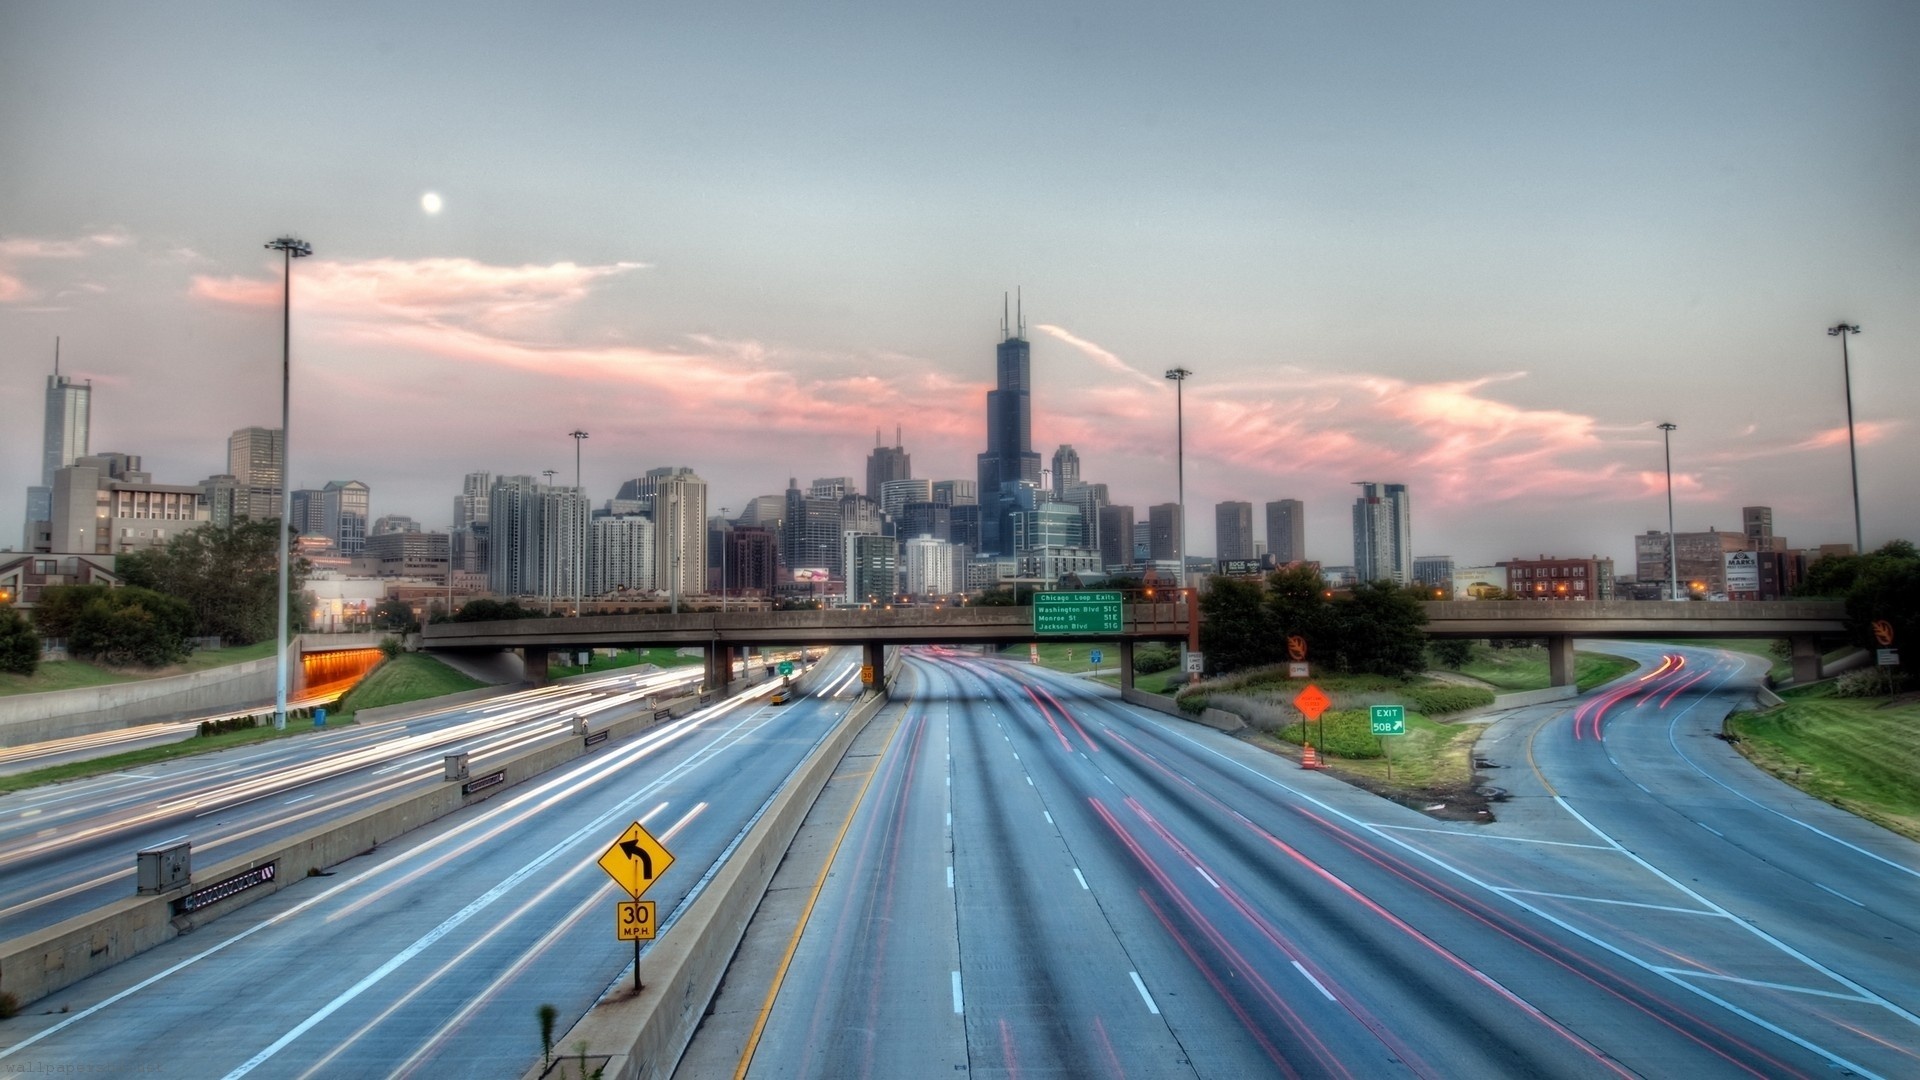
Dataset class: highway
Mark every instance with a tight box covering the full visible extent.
[0,650,869,1078]
[0,663,707,940]
[735,646,1920,1079]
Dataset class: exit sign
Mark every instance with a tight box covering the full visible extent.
[1369,705,1406,736]
[1032,592,1123,635]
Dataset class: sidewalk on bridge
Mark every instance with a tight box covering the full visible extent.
[672,684,912,1079]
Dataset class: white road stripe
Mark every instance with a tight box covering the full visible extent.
[1495,887,1722,916]
[1657,967,1874,1003]
[1292,961,1337,1002]
[1073,868,1088,890]
[1043,811,1053,825]
[1697,821,1724,838]
[951,970,964,1014]
[946,866,953,888]
[1814,882,1865,907]
[1195,866,1219,888]
[1128,971,1160,1014]
[1025,775,1033,786]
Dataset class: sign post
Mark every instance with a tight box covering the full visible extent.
[1370,705,1406,780]
[599,821,675,990]
[1293,684,1332,768]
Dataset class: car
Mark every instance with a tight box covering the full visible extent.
[770,690,789,705]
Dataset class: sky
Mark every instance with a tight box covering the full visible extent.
[3,1,1916,569]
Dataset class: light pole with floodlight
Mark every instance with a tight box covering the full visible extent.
[719,507,731,613]
[265,236,311,731]
[1658,422,1678,601]
[542,469,557,615]
[1827,324,1864,554]
[1164,367,1191,586]
[569,430,588,614]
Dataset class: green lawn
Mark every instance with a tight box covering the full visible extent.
[1453,645,1636,693]
[1727,687,1920,842]
[998,641,1118,673]
[0,719,326,795]
[0,639,281,698]
[548,647,705,679]
[331,653,487,720]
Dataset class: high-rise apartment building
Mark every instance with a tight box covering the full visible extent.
[227,427,285,521]
[976,296,1042,555]
[866,428,911,502]
[200,474,239,528]
[844,532,898,603]
[1148,503,1182,564]
[1265,499,1305,563]
[1098,505,1135,571]
[899,502,952,544]
[783,478,843,577]
[722,526,778,597]
[25,353,92,543]
[653,470,708,601]
[454,471,491,529]
[879,478,933,521]
[589,516,655,597]
[1064,482,1108,558]
[932,480,977,507]
[1351,482,1412,585]
[809,476,856,501]
[905,535,956,596]
[322,480,371,556]
[488,475,587,602]
[1215,501,1254,562]
[1051,445,1080,499]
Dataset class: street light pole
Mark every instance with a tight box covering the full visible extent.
[1827,324,1864,554]
[720,507,731,613]
[1658,422,1678,601]
[1163,367,1191,587]
[265,237,311,731]
[569,430,588,614]
[542,469,557,615]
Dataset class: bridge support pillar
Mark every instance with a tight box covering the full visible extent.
[863,640,887,698]
[707,645,734,693]
[522,647,550,686]
[1118,640,1136,693]
[1546,634,1576,687]
[1789,634,1822,684]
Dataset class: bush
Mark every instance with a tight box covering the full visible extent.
[1175,691,1209,715]
[198,714,263,737]
[379,636,404,659]
[1133,643,1178,674]
[1404,686,1495,714]
[1832,667,1907,698]
[0,605,37,676]
[1428,638,1475,670]
[47,585,195,667]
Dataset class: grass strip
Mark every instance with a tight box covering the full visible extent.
[547,646,705,679]
[0,720,330,795]
[1727,694,1920,843]
[331,652,487,721]
[0,639,282,698]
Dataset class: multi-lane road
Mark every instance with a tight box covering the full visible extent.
[732,644,1920,1079]
[3,641,1916,1078]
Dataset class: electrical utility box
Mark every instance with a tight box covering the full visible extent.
[444,752,470,781]
[137,841,192,894]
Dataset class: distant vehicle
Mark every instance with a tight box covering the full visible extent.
[770,690,790,705]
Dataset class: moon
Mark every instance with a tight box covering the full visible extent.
[421,191,444,215]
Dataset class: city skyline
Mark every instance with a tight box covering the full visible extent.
[3,3,1915,569]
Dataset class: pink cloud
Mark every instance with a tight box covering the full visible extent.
[0,230,133,304]
[0,272,22,302]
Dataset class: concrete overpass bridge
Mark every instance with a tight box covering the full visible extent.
[421,599,1849,691]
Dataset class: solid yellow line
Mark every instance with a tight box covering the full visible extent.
[733,707,908,1080]
[1525,711,1558,799]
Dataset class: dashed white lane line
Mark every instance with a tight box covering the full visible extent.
[951,970,964,1014]
[1025,776,1033,786]
[1073,868,1088,890]
[946,866,953,888]
[1292,961,1337,1002]
[1129,971,1160,1014]
[282,792,321,806]
[1815,882,1865,908]
[1697,821,1725,838]
[1101,773,1114,785]
[1194,866,1219,889]
[1043,811,1053,825]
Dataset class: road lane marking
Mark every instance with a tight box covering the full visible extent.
[1634,782,1651,794]
[1043,811,1053,825]
[1128,971,1160,1014]
[1655,968,1874,1003]
[947,866,953,888]
[1073,868,1088,890]
[1696,821,1724,838]
[1495,887,1722,916]
[1194,866,1219,888]
[734,702,909,1079]
[1291,961,1337,1002]
[1814,882,1865,907]
[1101,773,1113,784]
[951,970,964,1013]
[282,792,320,806]
[1369,824,1611,850]
[1025,775,1033,786]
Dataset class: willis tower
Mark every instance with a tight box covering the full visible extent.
[977,292,1041,556]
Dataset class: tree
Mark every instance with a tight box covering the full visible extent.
[1263,564,1332,651]
[372,597,418,632]
[1837,541,1920,678]
[118,521,308,644]
[1329,579,1430,677]
[0,604,37,676]
[453,598,537,622]
[1199,576,1274,674]
[1429,637,1475,670]
[54,586,195,667]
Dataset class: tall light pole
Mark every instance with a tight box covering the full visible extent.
[569,430,588,614]
[1827,324,1864,554]
[1658,422,1678,601]
[265,237,311,731]
[542,469,557,615]
[719,507,731,613]
[1164,367,1192,586]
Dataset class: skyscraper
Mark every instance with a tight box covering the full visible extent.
[1098,504,1135,571]
[1215,501,1254,562]
[228,427,285,521]
[289,489,326,536]
[931,480,977,507]
[1149,503,1182,564]
[25,348,92,543]
[1266,499,1305,563]
[1051,445,1080,499]
[653,470,708,601]
[1351,482,1413,585]
[866,427,911,502]
[976,294,1042,555]
[454,471,491,529]
[321,480,371,556]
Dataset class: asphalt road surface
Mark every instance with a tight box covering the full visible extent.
[736,646,1919,1079]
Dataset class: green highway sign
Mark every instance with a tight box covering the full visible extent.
[778,660,795,676]
[1032,591,1123,635]
[1369,704,1406,736]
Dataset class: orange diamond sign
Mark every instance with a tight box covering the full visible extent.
[1293,684,1332,721]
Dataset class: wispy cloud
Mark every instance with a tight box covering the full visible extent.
[0,230,133,304]
[1035,323,1162,387]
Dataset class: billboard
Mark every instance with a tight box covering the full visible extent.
[1723,550,1760,594]
[1450,565,1508,600]
[792,568,831,583]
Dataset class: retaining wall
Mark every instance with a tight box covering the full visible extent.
[0,655,279,748]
